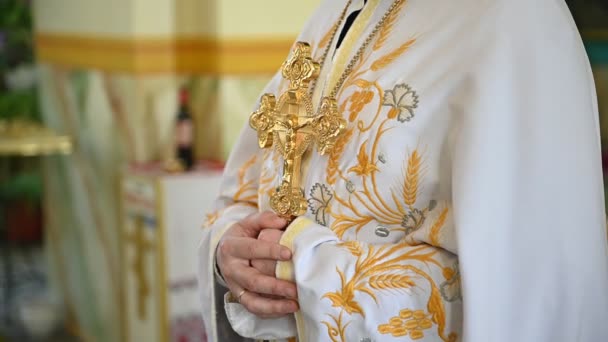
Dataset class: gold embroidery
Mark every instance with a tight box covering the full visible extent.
[429,207,448,246]
[318,22,339,50]
[333,130,434,238]
[285,2,461,339]
[232,154,259,203]
[323,244,440,314]
[348,141,379,177]
[332,214,375,239]
[203,210,220,228]
[403,149,422,207]
[336,241,363,257]
[372,0,408,51]
[320,0,414,133]
[323,242,457,341]
[370,39,416,71]
[348,90,375,122]
[326,127,353,185]
[378,309,435,340]
[321,310,350,342]
[369,274,416,290]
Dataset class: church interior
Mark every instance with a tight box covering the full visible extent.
[0,0,606,341]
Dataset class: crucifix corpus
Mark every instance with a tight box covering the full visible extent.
[249,42,346,221]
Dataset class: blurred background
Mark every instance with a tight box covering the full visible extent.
[0,0,606,341]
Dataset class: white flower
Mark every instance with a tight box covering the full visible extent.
[383,83,419,123]
[307,183,332,226]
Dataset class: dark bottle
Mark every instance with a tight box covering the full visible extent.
[175,88,194,170]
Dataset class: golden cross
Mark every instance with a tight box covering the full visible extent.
[250,42,346,220]
[125,215,155,320]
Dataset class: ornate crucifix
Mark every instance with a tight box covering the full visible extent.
[250,42,346,220]
[125,215,155,320]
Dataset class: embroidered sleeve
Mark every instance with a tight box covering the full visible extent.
[278,217,461,341]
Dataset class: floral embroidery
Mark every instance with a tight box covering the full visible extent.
[292,4,460,339]
[378,309,435,339]
[321,310,350,342]
[233,155,259,203]
[327,127,354,185]
[308,183,333,226]
[324,239,458,340]
[334,145,435,238]
[348,142,379,177]
[323,244,445,320]
[401,208,426,234]
[440,262,462,302]
[383,83,419,123]
[349,90,374,122]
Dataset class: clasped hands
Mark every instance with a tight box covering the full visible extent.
[216,211,299,318]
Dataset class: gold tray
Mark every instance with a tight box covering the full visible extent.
[0,120,72,157]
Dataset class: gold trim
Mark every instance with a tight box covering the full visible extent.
[155,179,170,342]
[35,34,294,75]
[277,216,315,342]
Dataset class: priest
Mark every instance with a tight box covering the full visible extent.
[199,0,608,341]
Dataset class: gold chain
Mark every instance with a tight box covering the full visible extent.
[308,0,353,97]
[306,0,405,101]
[329,0,404,99]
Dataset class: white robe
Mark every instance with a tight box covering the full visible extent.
[198,0,608,341]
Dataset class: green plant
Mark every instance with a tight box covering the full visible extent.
[0,0,42,204]
[0,0,39,122]
[0,170,41,202]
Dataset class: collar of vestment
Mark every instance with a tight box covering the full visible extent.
[312,0,382,111]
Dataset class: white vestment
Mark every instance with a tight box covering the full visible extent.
[198,0,608,341]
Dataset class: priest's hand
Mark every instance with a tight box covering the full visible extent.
[251,228,284,277]
[216,211,299,318]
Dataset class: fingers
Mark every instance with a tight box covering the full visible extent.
[239,211,287,236]
[230,266,297,299]
[219,236,291,261]
[258,228,283,244]
[217,212,299,319]
[251,259,277,277]
[239,290,299,318]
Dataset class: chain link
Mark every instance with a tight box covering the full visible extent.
[308,0,353,98]
[306,0,404,102]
